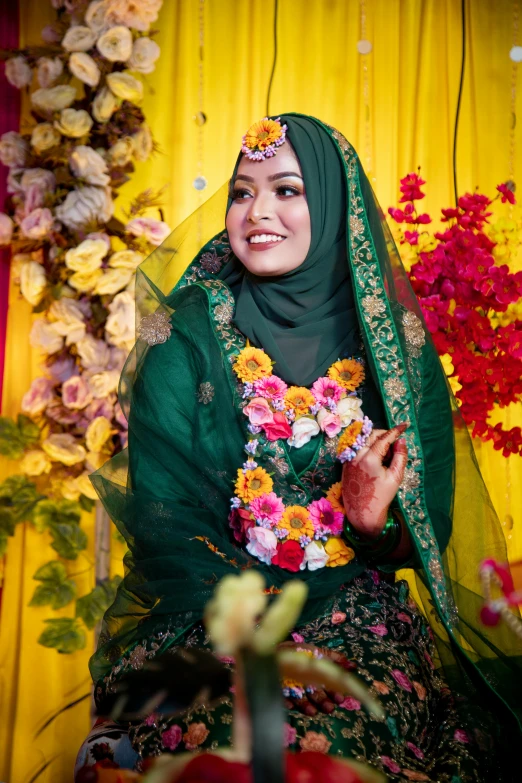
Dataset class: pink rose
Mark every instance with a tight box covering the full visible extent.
[161,724,182,750]
[391,669,413,692]
[245,526,278,565]
[243,396,274,426]
[20,207,54,239]
[454,729,470,743]
[331,611,346,625]
[62,374,93,410]
[381,756,401,774]
[262,411,293,441]
[396,612,412,623]
[299,731,331,753]
[125,217,171,246]
[340,696,361,711]
[21,377,54,415]
[283,723,297,747]
[368,624,388,636]
[317,409,342,437]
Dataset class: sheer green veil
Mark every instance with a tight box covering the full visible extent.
[90,115,521,737]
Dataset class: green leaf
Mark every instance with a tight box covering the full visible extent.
[76,575,122,629]
[49,522,88,560]
[38,618,86,654]
[29,560,77,610]
[17,414,41,446]
[79,494,95,513]
[0,474,39,505]
[33,498,82,532]
[0,508,15,536]
[0,417,25,459]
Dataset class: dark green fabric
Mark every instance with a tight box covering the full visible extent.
[221,115,359,387]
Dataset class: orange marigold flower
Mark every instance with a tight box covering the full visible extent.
[327,358,365,391]
[233,346,272,383]
[278,505,314,541]
[243,118,284,152]
[325,537,354,567]
[325,481,345,515]
[337,420,364,455]
[284,386,315,415]
[235,467,273,503]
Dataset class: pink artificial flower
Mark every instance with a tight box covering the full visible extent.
[161,724,182,750]
[391,669,413,692]
[48,356,78,383]
[228,508,255,544]
[317,410,342,438]
[61,374,93,410]
[308,498,344,536]
[367,624,388,637]
[331,611,346,625]
[84,397,115,422]
[454,729,470,743]
[291,632,304,643]
[114,401,128,429]
[249,492,285,525]
[403,230,419,245]
[246,526,278,565]
[283,723,297,747]
[144,712,158,726]
[311,376,344,405]
[125,217,171,246]
[406,741,424,760]
[340,697,361,711]
[262,411,293,441]
[254,375,288,401]
[21,377,55,416]
[20,207,54,240]
[497,183,516,205]
[399,172,426,202]
[380,756,401,774]
[45,401,81,425]
[396,612,412,624]
[243,396,274,426]
[23,184,45,216]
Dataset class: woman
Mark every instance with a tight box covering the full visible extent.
[77,115,521,780]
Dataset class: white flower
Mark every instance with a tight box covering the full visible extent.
[93,267,133,296]
[30,122,61,152]
[31,85,77,113]
[20,208,54,240]
[70,145,109,186]
[42,432,86,466]
[65,238,108,273]
[96,25,133,61]
[68,268,104,292]
[107,136,134,166]
[49,298,87,345]
[36,57,63,88]
[109,346,128,371]
[0,213,14,245]
[132,124,153,161]
[87,369,120,398]
[30,318,64,355]
[61,25,97,52]
[92,86,119,123]
[55,108,93,138]
[21,168,56,193]
[108,0,163,32]
[85,0,112,34]
[125,217,171,246]
[20,261,47,306]
[336,396,364,427]
[246,526,278,565]
[105,291,135,349]
[0,131,28,167]
[20,450,52,477]
[68,52,101,87]
[5,56,32,89]
[288,416,320,449]
[106,71,143,103]
[56,186,114,230]
[76,334,111,370]
[204,570,267,656]
[128,37,160,73]
[301,541,328,571]
[108,249,144,269]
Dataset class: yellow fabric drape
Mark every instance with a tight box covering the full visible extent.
[1,1,521,780]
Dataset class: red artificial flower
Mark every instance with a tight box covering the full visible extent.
[490,424,522,457]
[272,539,305,572]
[402,230,419,245]
[388,206,405,223]
[497,183,516,205]
[262,411,293,441]
[416,212,432,224]
[399,172,426,202]
[441,207,460,221]
[229,507,255,544]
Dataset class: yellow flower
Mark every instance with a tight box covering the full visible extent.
[449,376,463,401]
[20,449,52,477]
[328,359,365,391]
[235,467,273,503]
[337,421,364,455]
[325,481,345,515]
[85,416,112,453]
[243,119,284,152]
[233,346,272,382]
[325,537,354,567]
[279,505,314,541]
[284,387,315,415]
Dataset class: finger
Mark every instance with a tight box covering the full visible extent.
[327,690,346,705]
[369,422,409,461]
[291,696,317,717]
[327,650,357,671]
[389,437,408,484]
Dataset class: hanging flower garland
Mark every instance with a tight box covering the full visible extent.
[0,0,168,652]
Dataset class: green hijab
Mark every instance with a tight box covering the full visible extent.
[221,114,359,388]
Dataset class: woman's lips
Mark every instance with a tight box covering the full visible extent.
[246,237,286,252]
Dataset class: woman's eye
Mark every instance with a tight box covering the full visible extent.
[276,185,300,197]
[230,188,252,201]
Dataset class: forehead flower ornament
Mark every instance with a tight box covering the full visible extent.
[241,117,288,161]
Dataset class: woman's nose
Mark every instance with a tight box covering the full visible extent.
[246,193,272,223]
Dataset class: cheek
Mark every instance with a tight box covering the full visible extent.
[225,208,243,253]
[285,203,311,254]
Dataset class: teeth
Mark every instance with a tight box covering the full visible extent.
[248,234,284,244]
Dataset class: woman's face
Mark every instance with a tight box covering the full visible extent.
[226,144,311,276]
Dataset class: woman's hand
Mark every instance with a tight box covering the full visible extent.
[342,423,409,539]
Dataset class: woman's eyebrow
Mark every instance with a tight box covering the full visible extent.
[234,171,303,184]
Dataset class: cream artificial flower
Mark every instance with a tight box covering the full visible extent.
[336,396,364,427]
[76,334,110,370]
[5,56,32,89]
[69,145,110,186]
[65,238,108,273]
[60,477,81,502]
[36,57,63,88]
[0,213,14,246]
[31,85,77,113]
[288,416,320,449]
[106,71,143,103]
[42,433,86,466]
[108,249,144,269]
[75,471,98,500]
[20,167,56,193]
[31,122,61,152]
[105,291,135,349]
[86,415,112,452]
[128,37,160,74]
[55,186,113,230]
[85,0,112,34]
[20,261,47,307]
[68,52,101,88]
[61,25,96,52]
[20,450,52,477]
[85,450,105,471]
[54,108,93,138]
[87,370,120,398]
[48,298,87,345]
[96,25,133,62]
[68,268,104,293]
[93,268,133,296]
[0,131,28,167]
[108,0,162,31]
[132,124,153,161]
[30,318,64,355]
[108,136,134,166]
[92,86,119,123]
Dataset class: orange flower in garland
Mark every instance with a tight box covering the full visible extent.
[279,505,314,541]
[241,117,288,161]
[284,386,316,416]
[235,467,273,503]
[325,481,345,515]
[328,358,365,391]
[336,420,364,455]
[233,347,272,383]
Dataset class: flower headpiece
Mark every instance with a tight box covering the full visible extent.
[241,117,288,161]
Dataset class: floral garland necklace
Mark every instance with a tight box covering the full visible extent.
[228,344,373,572]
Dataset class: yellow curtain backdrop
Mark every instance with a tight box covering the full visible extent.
[1,1,521,780]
